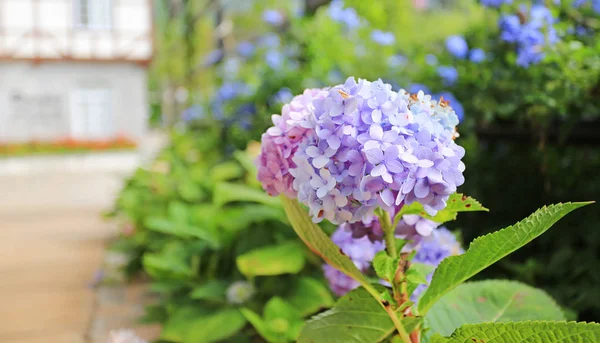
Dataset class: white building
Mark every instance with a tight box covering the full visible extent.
[0,0,152,144]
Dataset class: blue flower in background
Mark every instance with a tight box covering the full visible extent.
[499,5,558,67]
[181,105,204,122]
[445,35,469,59]
[437,66,458,86]
[407,84,431,94]
[371,30,396,46]
[237,41,255,58]
[216,82,248,102]
[328,0,361,29]
[388,54,407,68]
[265,50,284,69]
[259,34,280,48]
[480,0,513,7]
[272,87,294,104]
[436,92,464,122]
[425,54,438,65]
[574,0,600,13]
[469,48,486,63]
[262,9,284,26]
[202,49,223,67]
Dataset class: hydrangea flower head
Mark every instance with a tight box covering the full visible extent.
[469,48,486,63]
[257,88,328,198]
[445,35,469,59]
[290,77,465,224]
[371,30,396,46]
[395,214,440,249]
[262,9,285,26]
[328,0,361,29]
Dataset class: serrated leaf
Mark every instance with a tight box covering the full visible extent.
[425,280,566,338]
[298,286,421,343]
[441,321,600,343]
[394,193,488,226]
[280,196,372,290]
[236,241,306,277]
[418,202,592,315]
[214,182,281,207]
[287,277,335,317]
[184,308,247,343]
[373,251,398,282]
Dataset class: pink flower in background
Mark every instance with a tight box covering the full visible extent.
[413,0,428,10]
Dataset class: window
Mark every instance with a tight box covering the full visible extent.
[75,0,112,29]
[70,88,114,140]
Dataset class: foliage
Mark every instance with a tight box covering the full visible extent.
[106,120,335,342]
[0,136,136,157]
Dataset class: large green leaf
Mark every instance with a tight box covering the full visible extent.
[213,182,281,207]
[434,321,600,343]
[189,280,227,302]
[418,202,592,315]
[236,241,306,277]
[280,197,371,289]
[394,193,488,226]
[161,306,211,342]
[287,277,335,317]
[216,205,287,233]
[298,287,421,343]
[425,280,565,337]
[184,308,247,343]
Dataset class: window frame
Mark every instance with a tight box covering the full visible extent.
[73,0,113,30]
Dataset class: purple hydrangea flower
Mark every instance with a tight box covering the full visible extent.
[469,48,486,63]
[411,227,464,301]
[395,214,440,249]
[437,66,458,86]
[323,225,385,296]
[445,35,469,59]
[371,30,396,46]
[257,89,328,198]
[262,9,285,26]
[290,78,465,224]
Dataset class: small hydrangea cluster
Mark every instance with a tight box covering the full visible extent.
[411,227,464,300]
[323,217,463,299]
[257,88,328,198]
[323,226,385,296]
[499,4,558,67]
[290,78,464,224]
[226,281,255,304]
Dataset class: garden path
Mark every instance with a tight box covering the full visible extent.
[0,134,165,343]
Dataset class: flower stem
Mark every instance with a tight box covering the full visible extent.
[383,306,412,343]
[378,209,397,258]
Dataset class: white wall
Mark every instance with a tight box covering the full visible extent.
[0,61,148,143]
[0,0,152,61]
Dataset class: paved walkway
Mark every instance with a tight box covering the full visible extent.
[0,137,165,343]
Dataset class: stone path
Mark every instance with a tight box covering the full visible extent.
[0,138,165,343]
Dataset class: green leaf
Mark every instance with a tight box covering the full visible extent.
[298,286,420,343]
[264,297,304,341]
[287,277,335,317]
[236,241,306,277]
[373,251,398,282]
[394,193,488,226]
[439,321,600,343]
[210,161,244,183]
[216,205,287,233]
[189,280,227,301]
[418,202,592,315]
[214,182,281,207]
[280,197,372,290]
[161,306,210,342]
[425,280,565,338]
[184,308,247,343]
[406,263,435,295]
